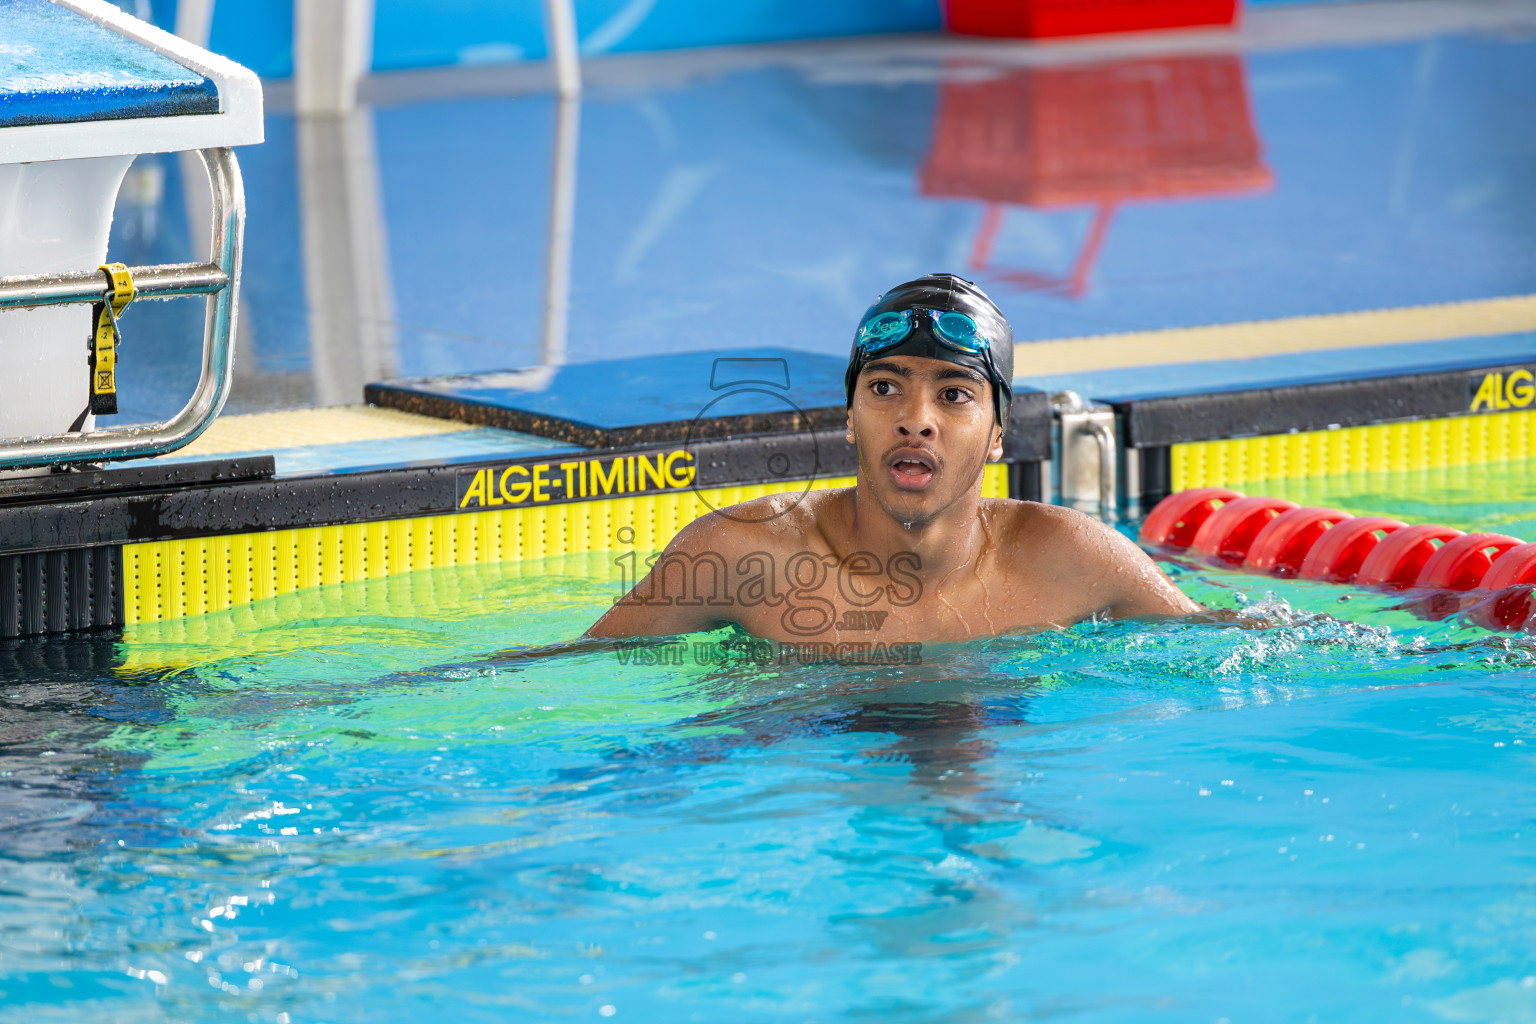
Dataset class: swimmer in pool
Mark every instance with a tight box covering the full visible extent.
[587,273,1199,643]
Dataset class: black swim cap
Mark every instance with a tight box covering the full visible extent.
[844,273,1014,427]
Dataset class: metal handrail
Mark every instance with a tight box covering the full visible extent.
[0,262,229,310]
[1089,419,1117,521]
[0,146,244,470]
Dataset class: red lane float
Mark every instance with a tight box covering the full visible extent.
[1478,541,1536,591]
[1141,488,1536,633]
[1416,533,1524,590]
[1243,507,1351,576]
[1355,524,1465,590]
[1297,516,1407,583]
[1408,532,1518,621]
[1466,542,1536,632]
[1188,496,1297,565]
[1138,487,1243,549]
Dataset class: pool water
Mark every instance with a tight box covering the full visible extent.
[6,469,1536,1022]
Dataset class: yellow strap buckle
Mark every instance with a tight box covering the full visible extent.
[90,262,134,415]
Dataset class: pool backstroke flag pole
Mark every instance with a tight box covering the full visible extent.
[89,262,135,417]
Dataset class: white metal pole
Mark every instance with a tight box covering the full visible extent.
[540,95,580,368]
[297,111,398,406]
[540,0,581,368]
[173,0,215,47]
[542,0,582,99]
[294,0,375,116]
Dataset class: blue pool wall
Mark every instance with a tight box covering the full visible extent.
[126,0,1323,82]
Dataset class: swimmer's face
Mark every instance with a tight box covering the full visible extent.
[848,355,1004,525]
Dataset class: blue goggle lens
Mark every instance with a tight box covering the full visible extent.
[857,310,912,350]
[931,310,984,353]
[856,308,988,355]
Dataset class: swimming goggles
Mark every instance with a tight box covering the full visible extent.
[855,308,990,356]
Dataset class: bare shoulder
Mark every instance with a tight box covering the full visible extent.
[987,498,1127,551]
[586,490,835,638]
[665,486,846,560]
[984,499,1199,619]
[986,499,1151,574]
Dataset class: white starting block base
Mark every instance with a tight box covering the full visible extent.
[0,155,133,438]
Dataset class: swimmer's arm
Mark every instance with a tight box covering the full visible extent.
[1083,529,1285,626]
[584,520,732,638]
[1103,561,1203,619]
[1050,510,1201,620]
[586,581,719,639]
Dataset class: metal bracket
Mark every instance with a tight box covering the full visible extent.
[0,147,243,470]
[1052,390,1119,519]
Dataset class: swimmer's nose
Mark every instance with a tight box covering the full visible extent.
[896,398,937,439]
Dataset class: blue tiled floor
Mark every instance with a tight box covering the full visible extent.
[102,18,1536,425]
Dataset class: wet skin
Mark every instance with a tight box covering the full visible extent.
[587,355,1198,643]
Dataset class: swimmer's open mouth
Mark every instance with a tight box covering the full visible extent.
[887,448,937,491]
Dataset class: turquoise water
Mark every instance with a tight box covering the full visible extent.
[6,469,1536,1021]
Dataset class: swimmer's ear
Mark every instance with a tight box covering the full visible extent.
[845,408,854,445]
[988,423,1004,462]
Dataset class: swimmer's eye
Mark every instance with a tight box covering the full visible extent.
[869,379,898,397]
[941,386,974,404]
